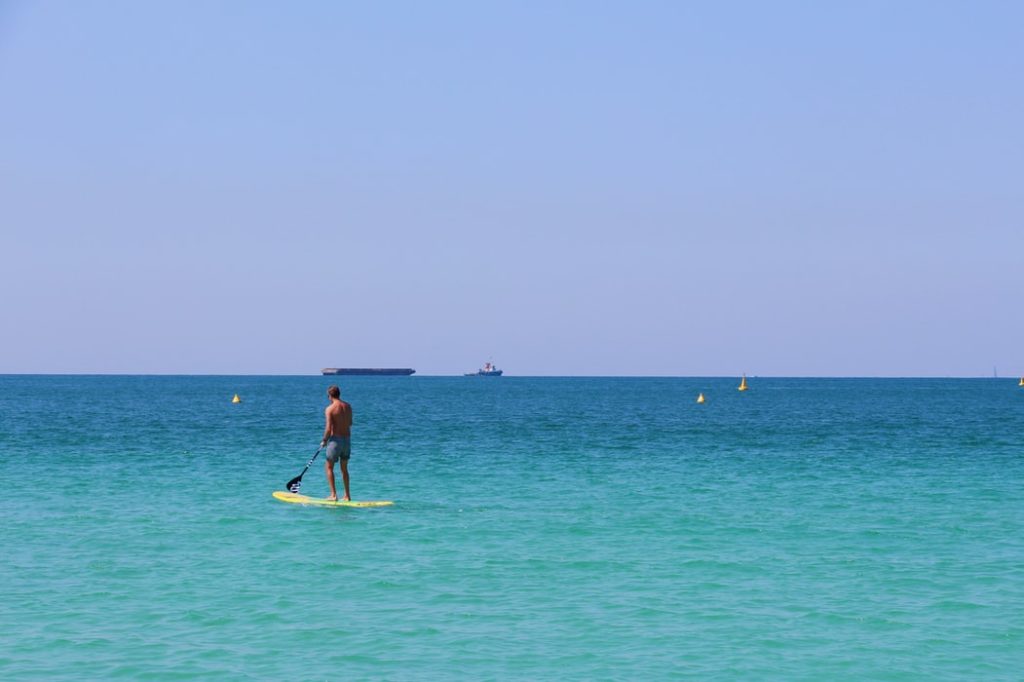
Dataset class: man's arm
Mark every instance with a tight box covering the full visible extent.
[321,407,332,446]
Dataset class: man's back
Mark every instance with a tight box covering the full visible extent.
[325,399,352,437]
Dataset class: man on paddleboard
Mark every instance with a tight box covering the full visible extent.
[320,385,353,501]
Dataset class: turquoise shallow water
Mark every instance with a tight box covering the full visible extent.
[1,376,1022,680]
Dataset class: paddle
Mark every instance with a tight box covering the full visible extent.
[285,445,323,493]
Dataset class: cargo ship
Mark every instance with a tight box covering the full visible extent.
[465,361,503,376]
[321,368,416,376]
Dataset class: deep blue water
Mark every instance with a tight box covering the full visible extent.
[1,376,1022,679]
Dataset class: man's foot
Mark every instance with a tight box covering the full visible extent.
[326,495,338,501]
[341,496,351,502]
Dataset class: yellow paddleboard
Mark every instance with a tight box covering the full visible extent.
[273,491,393,508]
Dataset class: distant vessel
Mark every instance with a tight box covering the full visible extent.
[321,368,415,376]
[1019,376,1024,387]
[465,361,503,377]
[738,375,749,391]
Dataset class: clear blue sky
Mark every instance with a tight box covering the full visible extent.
[1,1,1021,376]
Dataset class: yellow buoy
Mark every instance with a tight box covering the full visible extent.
[738,375,749,391]
[697,393,705,404]
[1019,377,1024,387]
[232,394,241,403]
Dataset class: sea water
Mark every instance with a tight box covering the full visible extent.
[1,376,1022,680]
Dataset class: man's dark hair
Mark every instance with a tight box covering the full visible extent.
[327,385,340,399]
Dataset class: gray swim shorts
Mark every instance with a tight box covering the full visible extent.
[325,436,351,463]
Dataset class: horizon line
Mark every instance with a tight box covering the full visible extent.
[1,372,1021,380]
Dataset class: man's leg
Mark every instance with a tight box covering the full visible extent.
[340,459,351,501]
[325,459,338,500]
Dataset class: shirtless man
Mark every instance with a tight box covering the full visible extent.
[320,385,353,501]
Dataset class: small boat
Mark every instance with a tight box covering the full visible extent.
[465,361,503,377]
[696,393,706,404]
[738,375,749,391]
[1019,377,1024,387]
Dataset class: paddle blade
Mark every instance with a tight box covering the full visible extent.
[285,447,321,494]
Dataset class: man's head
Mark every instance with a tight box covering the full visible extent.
[327,385,340,399]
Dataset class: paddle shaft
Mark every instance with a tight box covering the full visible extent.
[299,445,323,475]
[286,446,323,492]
